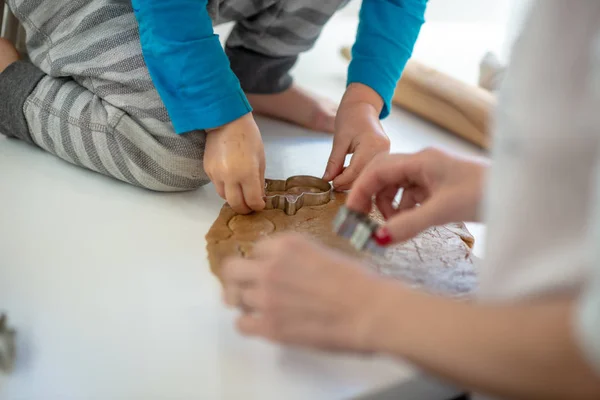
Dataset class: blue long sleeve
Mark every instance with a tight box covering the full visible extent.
[348,0,427,119]
[132,0,252,134]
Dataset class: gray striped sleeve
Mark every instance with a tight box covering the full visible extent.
[0,61,45,143]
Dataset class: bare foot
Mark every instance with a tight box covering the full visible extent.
[246,85,338,133]
[0,39,19,73]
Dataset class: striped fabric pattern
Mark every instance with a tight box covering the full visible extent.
[5,0,346,191]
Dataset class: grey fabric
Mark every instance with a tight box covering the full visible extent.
[1,0,347,191]
[6,0,209,191]
[221,0,350,94]
[226,46,296,94]
[0,61,44,144]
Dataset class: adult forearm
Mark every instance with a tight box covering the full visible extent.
[368,286,600,399]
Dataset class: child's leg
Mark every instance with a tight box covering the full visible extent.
[0,39,20,75]
[217,0,350,133]
[1,0,208,192]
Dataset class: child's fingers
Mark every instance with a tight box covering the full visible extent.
[214,181,226,199]
[323,137,350,182]
[332,148,371,189]
[242,175,266,212]
[259,159,266,197]
[333,183,352,192]
[226,183,252,214]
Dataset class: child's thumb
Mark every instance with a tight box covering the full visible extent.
[323,141,348,182]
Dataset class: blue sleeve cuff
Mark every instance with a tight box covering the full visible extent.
[133,0,251,134]
[141,35,252,134]
[348,0,426,119]
[169,88,252,134]
[348,57,404,119]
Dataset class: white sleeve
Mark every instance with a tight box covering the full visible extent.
[576,155,600,375]
[578,270,600,375]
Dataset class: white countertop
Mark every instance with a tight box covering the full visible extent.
[0,8,499,400]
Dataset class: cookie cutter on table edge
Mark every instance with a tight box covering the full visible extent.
[263,175,332,215]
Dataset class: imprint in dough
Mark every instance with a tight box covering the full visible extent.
[228,215,275,241]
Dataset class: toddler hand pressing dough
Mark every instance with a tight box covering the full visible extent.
[324,83,391,190]
[204,113,266,214]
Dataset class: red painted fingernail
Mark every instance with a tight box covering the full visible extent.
[373,228,393,246]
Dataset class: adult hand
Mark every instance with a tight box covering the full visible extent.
[348,148,488,245]
[204,113,266,214]
[323,83,390,191]
[222,233,393,352]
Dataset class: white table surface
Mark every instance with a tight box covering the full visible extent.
[0,9,500,400]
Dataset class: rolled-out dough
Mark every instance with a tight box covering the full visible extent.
[206,192,477,297]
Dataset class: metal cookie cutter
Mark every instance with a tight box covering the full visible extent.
[333,206,385,256]
[0,313,16,373]
[264,176,332,215]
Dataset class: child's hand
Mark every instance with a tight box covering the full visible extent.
[204,113,266,214]
[323,84,390,191]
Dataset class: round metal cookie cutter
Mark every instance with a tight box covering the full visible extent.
[263,176,332,215]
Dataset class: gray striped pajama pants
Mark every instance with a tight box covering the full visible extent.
[0,0,348,191]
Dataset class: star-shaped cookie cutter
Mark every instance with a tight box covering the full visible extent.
[264,176,332,215]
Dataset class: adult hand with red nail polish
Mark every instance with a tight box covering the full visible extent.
[222,233,394,353]
[347,148,489,244]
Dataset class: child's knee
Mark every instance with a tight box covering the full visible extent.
[114,116,209,192]
[135,167,210,192]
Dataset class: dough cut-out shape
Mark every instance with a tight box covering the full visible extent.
[263,176,332,215]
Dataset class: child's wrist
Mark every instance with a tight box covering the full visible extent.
[342,83,384,115]
[205,112,254,133]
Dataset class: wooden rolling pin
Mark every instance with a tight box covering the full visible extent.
[341,48,496,149]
